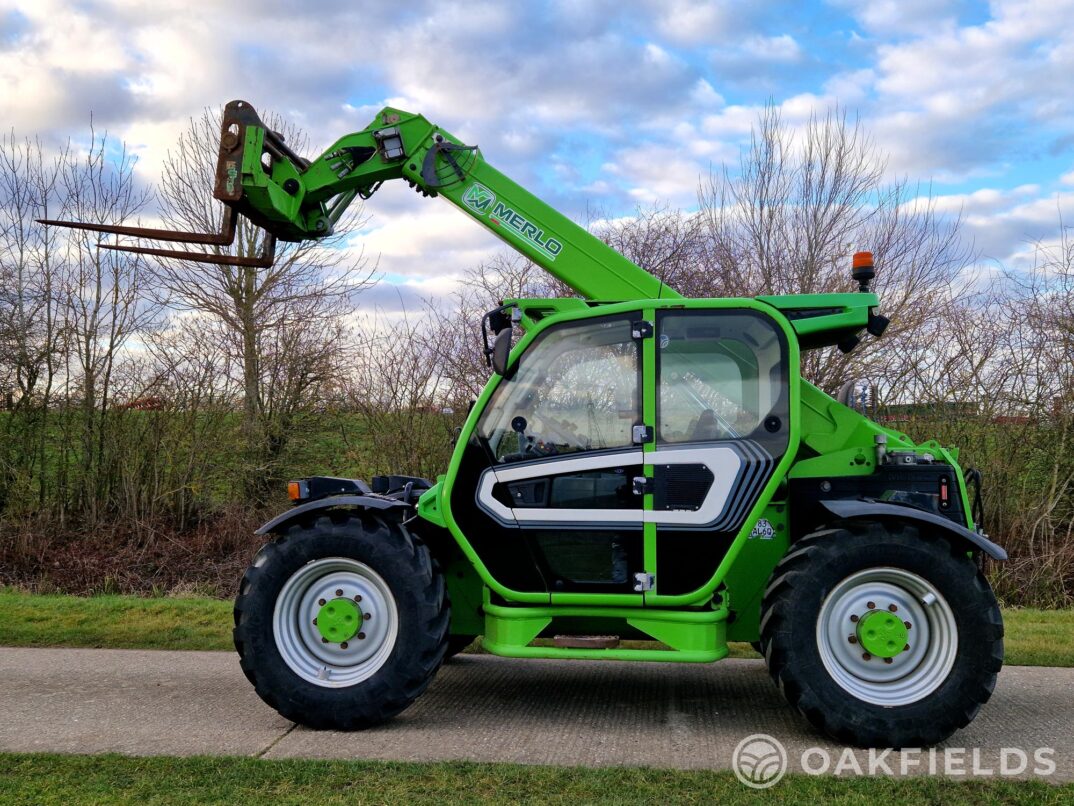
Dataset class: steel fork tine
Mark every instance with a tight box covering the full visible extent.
[36,208,239,246]
[97,235,276,268]
[37,208,277,268]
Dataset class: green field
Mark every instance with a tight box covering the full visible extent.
[0,753,1068,805]
[1,589,1072,666]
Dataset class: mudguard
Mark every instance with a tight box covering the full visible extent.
[255,495,410,535]
[820,498,1007,561]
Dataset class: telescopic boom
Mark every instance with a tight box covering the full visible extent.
[44,100,680,302]
[41,99,887,351]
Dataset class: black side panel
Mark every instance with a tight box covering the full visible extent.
[501,465,640,510]
[656,531,735,595]
[653,464,713,511]
[789,463,966,539]
[529,529,643,594]
[449,439,548,593]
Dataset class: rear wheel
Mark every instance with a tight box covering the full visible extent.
[760,521,1003,747]
[233,512,449,729]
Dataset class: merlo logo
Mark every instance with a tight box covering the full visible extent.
[463,183,496,214]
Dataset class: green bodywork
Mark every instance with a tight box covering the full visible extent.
[227,101,974,662]
[315,598,361,644]
[857,610,910,658]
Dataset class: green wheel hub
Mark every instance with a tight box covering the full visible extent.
[857,610,909,658]
[315,597,361,644]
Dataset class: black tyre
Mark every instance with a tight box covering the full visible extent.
[233,511,450,729]
[760,520,1003,747]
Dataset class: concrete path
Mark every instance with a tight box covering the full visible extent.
[1,647,1071,782]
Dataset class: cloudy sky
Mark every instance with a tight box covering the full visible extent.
[2,0,1073,308]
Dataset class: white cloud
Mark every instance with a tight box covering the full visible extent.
[2,0,1073,300]
[901,184,1074,265]
[828,0,965,36]
[650,0,737,46]
[601,144,707,206]
[357,274,464,316]
[862,0,1074,176]
[689,78,725,109]
[345,184,502,282]
[822,69,875,106]
[740,34,802,62]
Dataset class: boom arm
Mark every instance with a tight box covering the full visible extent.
[217,100,679,302]
[40,100,888,352]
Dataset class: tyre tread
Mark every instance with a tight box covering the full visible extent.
[759,520,1003,747]
[233,512,449,729]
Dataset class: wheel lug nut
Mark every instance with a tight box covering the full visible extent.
[340,641,349,650]
[358,632,366,640]
[888,604,898,612]
[354,595,362,602]
[321,637,328,644]
[850,614,859,623]
[848,635,857,644]
[364,612,372,620]
[862,652,871,661]
[312,618,318,625]
[318,598,326,606]
[336,589,343,597]
[884,657,893,664]
[867,601,876,610]
[904,644,910,651]
[904,621,912,629]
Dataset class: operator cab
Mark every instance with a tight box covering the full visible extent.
[448,300,794,604]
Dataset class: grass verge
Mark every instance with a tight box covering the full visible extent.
[0,753,1069,805]
[1,589,1072,666]
[0,588,232,651]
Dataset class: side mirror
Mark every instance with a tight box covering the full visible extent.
[836,378,874,413]
[492,328,512,376]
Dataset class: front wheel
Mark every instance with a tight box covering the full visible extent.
[233,512,450,729]
[760,521,1003,747]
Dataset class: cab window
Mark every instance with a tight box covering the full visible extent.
[477,316,639,463]
[657,311,787,444]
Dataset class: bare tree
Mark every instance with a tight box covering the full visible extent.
[699,105,973,393]
[149,109,374,496]
[0,134,65,511]
[595,203,707,293]
[982,227,1074,602]
[115,314,244,529]
[340,308,462,479]
[53,129,158,519]
[0,134,64,411]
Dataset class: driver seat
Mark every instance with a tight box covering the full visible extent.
[691,409,720,441]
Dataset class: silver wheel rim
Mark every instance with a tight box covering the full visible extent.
[816,567,958,706]
[273,557,398,688]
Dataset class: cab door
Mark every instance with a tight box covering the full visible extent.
[453,311,651,601]
[643,307,792,604]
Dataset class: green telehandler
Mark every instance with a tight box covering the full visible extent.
[43,100,1005,748]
